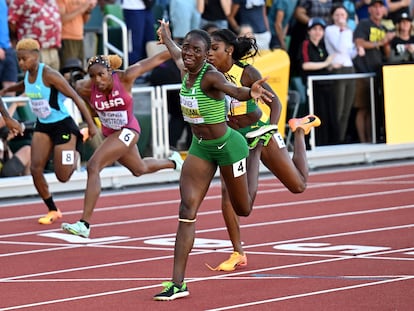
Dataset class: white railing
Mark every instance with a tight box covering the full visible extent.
[2,96,31,106]
[130,84,180,159]
[307,72,376,150]
[102,14,128,69]
[2,84,180,160]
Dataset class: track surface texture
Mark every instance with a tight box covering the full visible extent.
[1,161,413,310]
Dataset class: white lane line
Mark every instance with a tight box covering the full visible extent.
[0,188,413,240]
[205,276,414,311]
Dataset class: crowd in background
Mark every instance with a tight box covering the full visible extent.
[1,0,414,178]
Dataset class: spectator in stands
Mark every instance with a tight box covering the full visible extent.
[325,4,357,143]
[227,0,271,50]
[300,17,339,146]
[8,0,62,70]
[57,0,97,70]
[238,24,255,38]
[121,0,155,64]
[355,0,372,20]
[386,0,411,25]
[388,12,414,62]
[268,0,298,50]
[353,0,394,143]
[333,0,358,31]
[289,0,333,76]
[0,0,18,96]
[356,0,390,20]
[170,0,201,44]
[0,38,98,225]
[0,102,31,177]
[197,0,231,29]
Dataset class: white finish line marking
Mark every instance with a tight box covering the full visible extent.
[39,232,130,244]
[144,237,233,248]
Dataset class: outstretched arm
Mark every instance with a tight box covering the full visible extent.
[204,69,274,103]
[122,50,172,85]
[158,20,185,75]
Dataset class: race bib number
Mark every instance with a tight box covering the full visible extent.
[180,95,204,124]
[62,150,74,165]
[232,158,246,178]
[274,132,286,149]
[31,99,52,119]
[97,110,128,130]
[118,128,135,147]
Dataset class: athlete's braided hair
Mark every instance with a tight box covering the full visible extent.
[87,54,123,70]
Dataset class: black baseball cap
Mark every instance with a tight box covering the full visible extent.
[398,12,413,22]
[60,58,85,74]
[369,0,385,6]
[308,17,326,29]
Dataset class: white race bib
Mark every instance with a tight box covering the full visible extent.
[31,99,52,119]
[232,158,246,178]
[97,110,128,130]
[180,95,204,124]
[118,128,135,147]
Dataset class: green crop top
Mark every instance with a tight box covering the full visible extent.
[180,63,227,125]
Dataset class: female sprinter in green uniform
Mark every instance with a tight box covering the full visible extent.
[206,29,321,271]
[153,22,274,301]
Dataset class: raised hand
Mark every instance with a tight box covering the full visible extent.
[250,77,274,103]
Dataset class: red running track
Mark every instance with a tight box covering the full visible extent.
[0,161,413,310]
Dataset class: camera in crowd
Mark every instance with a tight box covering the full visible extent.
[68,70,86,88]
[60,58,86,89]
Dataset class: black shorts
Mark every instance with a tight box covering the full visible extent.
[0,156,25,177]
[35,117,82,152]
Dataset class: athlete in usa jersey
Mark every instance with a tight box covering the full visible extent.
[62,53,184,238]
[90,72,140,137]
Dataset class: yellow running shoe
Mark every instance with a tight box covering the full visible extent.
[38,209,62,225]
[205,252,247,271]
[288,114,321,135]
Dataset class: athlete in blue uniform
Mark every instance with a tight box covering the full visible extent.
[0,38,97,225]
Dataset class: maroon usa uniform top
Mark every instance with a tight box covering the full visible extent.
[90,72,141,137]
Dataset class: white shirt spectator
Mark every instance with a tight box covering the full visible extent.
[324,24,356,67]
